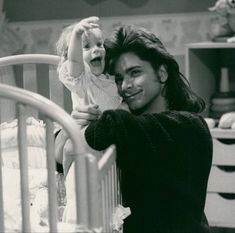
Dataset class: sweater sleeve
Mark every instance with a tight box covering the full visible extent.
[84,110,212,168]
[84,109,177,162]
[84,110,127,151]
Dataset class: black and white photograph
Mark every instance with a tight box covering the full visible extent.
[0,0,235,232]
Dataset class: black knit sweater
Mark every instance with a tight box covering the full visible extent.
[85,110,213,233]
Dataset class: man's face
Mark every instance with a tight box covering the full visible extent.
[114,52,164,113]
[82,28,105,76]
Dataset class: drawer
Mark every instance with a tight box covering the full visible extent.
[205,193,235,228]
[207,166,235,193]
[210,128,235,139]
[212,138,235,165]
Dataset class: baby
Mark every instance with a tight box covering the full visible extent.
[56,16,124,176]
[56,16,122,114]
[55,17,124,224]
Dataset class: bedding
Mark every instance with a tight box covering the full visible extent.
[0,110,121,232]
[2,167,70,232]
[0,117,67,232]
[0,117,46,169]
[2,167,67,232]
[3,167,47,231]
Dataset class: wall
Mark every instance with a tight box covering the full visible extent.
[3,0,215,22]
[5,12,215,72]
[0,1,217,121]
[0,0,3,12]
[1,0,218,70]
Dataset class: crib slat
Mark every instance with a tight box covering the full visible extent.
[23,64,37,92]
[74,155,89,227]
[0,121,5,232]
[109,171,113,232]
[45,117,58,232]
[17,104,31,233]
[97,145,122,233]
[101,180,106,231]
[23,64,38,118]
[86,154,102,231]
[98,145,116,180]
[0,66,16,123]
[49,65,64,109]
[113,163,118,206]
[105,175,109,231]
[111,165,115,210]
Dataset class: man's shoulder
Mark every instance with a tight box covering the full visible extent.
[154,110,205,124]
[145,110,209,135]
[102,110,207,128]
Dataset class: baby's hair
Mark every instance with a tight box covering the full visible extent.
[56,22,104,72]
[56,23,75,71]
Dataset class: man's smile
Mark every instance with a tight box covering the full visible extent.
[124,90,142,100]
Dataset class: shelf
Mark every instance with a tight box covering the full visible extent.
[187,42,235,49]
[210,128,235,138]
[186,42,235,228]
[185,43,235,118]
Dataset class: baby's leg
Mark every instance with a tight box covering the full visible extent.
[62,162,77,224]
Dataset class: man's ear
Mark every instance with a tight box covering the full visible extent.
[158,65,168,83]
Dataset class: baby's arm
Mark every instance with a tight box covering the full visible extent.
[55,129,69,165]
[68,16,99,78]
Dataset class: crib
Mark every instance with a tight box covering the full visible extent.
[0,54,123,233]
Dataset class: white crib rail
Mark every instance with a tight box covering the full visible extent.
[85,145,122,233]
[98,145,122,233]
[0,83,121,232]
[0,84,85,232]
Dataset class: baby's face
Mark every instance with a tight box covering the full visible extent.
[82,28,105,76]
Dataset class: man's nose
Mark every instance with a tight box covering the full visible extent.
[122,78,132,91]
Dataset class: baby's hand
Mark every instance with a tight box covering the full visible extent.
[71,104,101,126]
[73,16,100,35]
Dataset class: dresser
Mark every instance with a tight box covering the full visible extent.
[205,129,235,228]
[186,43,235,228]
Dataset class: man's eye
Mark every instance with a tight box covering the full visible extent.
[131,69,141,77]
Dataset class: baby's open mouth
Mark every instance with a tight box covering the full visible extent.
[90,57,102,67]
